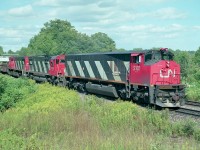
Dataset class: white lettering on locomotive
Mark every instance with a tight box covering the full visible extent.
[160,69,176,78]
[133,66,140,71]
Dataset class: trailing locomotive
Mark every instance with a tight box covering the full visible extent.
[0,56,9,73]
[0,48,185,107]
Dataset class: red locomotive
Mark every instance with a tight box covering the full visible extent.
[0,48,185,107]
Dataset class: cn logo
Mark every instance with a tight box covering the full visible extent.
[160,69,176,78]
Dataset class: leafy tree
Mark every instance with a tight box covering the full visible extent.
[74,33,95,53]
[116,48,126,52]
[17,47,30,56]
[91,32,116,52]
[194,47,200,66]
[0,46,3,55]
[7,50,15,54]
[26,19,117,55]
[173,50,190,78]
[28,19,78,55]
[133,48,143,51]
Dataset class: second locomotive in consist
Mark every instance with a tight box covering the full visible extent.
[0,48,185,107]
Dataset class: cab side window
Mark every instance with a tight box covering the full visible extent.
[133,56,141,64]
[56,59,59,64]
[50,61,54,67]
[145,53,152,62]
[60,59,65,63]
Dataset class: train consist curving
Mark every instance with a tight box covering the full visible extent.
[0,48,185,107]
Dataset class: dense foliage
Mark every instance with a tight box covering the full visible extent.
[0,46,3,55]
[17,19,116,56]
[0,77,199,149]
[171,47,200,101]
[0,75,36,111]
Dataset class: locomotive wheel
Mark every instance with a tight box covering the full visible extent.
[57,81,64,87]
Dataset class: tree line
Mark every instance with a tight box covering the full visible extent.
[18,19,118,56]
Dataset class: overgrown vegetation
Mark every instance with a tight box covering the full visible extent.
[0,75,36,111]
[173,49,200,101]
[0,74,199,149]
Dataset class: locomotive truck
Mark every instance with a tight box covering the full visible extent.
[0,48,185,107]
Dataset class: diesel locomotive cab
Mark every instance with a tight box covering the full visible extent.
[144,48,173,65]
[147,48,185,107]
[48,55,66,86]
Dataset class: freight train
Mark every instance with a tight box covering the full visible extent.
[0,48,185,107]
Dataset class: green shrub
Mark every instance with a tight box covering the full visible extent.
[0,129,41,150]
[172,119,199,139]
[186,82,200,101]
[0,74,36,111]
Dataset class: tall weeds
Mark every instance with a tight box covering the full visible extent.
[0,74,199,149]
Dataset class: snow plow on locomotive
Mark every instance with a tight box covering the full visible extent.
[0,48,185,107]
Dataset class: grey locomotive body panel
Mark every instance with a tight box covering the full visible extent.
[65,53,130,82]
[15,57,25,70]
[29,56,50,74]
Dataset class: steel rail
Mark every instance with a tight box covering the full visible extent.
[185,100,200,107]
[175,107,200,117]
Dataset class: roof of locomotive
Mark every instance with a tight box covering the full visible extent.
[51,54,65,60]
[67,49,154,56]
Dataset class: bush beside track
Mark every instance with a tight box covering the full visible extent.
[0,74,200,149]
[186,82,200,102]
[0,75,36,111]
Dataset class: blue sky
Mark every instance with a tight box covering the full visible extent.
[0,0,200,52]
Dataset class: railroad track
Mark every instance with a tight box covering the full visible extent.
[185,100,200,107]
[175,100,200,117]
[175,107,200,117]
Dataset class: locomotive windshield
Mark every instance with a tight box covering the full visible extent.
[161,50,173,61]
[145,50,173,64]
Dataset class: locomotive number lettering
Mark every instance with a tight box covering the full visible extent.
[133,66,140,71]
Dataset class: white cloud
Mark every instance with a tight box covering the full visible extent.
[34,0,97,7]
[112,24,184,34]
[193,26,200,30]
[0,28,20,38]
[162,33,179,38]
[0,27,36,51]
[34,0,61,7]
[149,24,184,33]
[0,0,197,51]
[8,5,33,17]
[126,7,187,20]
[0,27,34,37]
[153,7,186,19]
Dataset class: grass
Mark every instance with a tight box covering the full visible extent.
[0,74,200,149]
